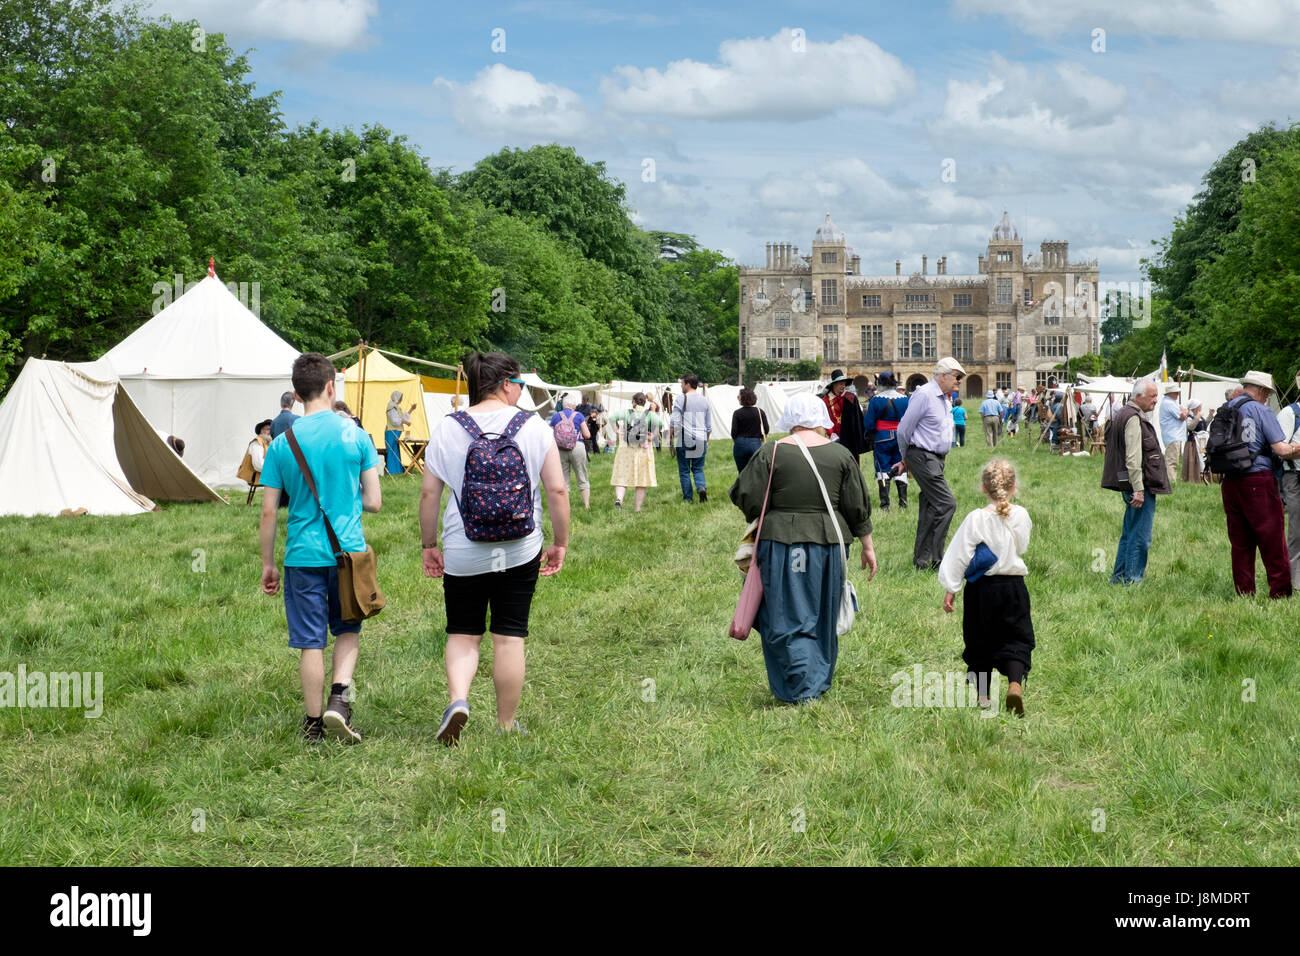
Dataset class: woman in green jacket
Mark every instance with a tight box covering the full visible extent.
[730,394,878,703]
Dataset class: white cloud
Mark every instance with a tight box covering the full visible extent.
[933,55,1224,169]
[508,1,673,27]
[953,0,1300,48]
[600,29,915,121]
[752,158,910,216]
[1218,51,1300,116]
[149,0,378,49]
[1147,183,1199,210]
[434,64,596,140]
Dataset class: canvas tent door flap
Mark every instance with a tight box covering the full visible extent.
[0,359,225,516]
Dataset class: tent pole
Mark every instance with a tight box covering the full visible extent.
[357,342,368,428]
[454,364,463,411]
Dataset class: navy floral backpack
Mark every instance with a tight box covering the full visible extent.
[450,410,534,541]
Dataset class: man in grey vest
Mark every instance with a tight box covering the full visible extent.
[1101,379,1168,585]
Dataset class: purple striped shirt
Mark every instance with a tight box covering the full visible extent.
[897,379,954,453]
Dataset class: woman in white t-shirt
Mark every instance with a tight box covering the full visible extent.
[419,352,570,746]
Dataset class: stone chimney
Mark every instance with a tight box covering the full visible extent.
[765,243,771,269]
[978,254,985,274]
[922,255,927,275]
[895,260,901,276]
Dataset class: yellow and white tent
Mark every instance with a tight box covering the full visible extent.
[342,349,431,451]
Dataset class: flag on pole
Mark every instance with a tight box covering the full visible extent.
[1159,349,1168,382]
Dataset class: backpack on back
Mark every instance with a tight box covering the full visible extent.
[553,410,579,450]
[1205,398,1255,476]
[450,411,535,541]
[625,410,650,447]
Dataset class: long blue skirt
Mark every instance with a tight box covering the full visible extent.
[384,429,402,475]
[754,540,843,703]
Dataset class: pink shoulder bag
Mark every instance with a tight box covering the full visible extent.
[729,443,778,640]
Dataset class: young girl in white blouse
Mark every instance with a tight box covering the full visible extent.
[938,459,1035,716]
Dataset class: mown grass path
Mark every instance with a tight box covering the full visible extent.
[2,433,1295,864]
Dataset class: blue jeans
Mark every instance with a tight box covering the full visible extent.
[677,446,707,500]
[1112,492,1157,584]
[733,437,761,473]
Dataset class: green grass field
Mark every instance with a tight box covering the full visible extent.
[2,431,1296,865]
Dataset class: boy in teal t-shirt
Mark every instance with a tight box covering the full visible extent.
[951,399,967,448]
[259,353,381,744]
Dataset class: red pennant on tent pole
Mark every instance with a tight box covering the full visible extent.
[208,257,215,278]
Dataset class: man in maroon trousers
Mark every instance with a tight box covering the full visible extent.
[1220,371,1300,598]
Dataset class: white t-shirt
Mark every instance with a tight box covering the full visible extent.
[427,406,556,575]
[938,503,1032,594]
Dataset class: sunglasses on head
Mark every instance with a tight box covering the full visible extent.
[506,377,524,385]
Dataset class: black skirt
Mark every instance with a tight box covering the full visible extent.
[962,574,1035,675]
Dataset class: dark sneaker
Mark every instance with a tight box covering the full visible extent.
[301,714,325,744]
[697,490,708,503]
[436,699,470,747]
[323,694,362,743]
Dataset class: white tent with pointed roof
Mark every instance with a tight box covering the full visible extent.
[0,358,224,516]
[102,264,304,487]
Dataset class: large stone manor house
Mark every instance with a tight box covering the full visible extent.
[738,212,1101,397]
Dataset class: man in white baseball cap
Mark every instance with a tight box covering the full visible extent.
[1216,370,1300,597]
[895,357,966,570]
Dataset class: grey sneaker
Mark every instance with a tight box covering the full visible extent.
[436,699,470,746]
[497,720,529,736]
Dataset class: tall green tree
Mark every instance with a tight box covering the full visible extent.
[656,246,739,383]
[467,209,632,382]
[458,144,645,274]
[0,4,287,362]
[1144,124,1299,356]
[1180,133,1300,383]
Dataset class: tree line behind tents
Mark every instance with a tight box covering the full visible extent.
[0,0,739,394]
[1106,123,1300,387]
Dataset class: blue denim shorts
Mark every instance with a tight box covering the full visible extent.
[283,565,361,649]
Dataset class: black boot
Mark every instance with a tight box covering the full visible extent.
[877,480,890,512]
[896,480,908,509]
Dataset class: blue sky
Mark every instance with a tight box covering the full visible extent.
[149,1,1300,283]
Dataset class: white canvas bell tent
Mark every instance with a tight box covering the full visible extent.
[754,380,822,430]
[0,358,224,516]
[101,264,303,488]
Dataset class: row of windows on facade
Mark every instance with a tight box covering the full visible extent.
[749,282,1067,319]
[740,325,1073,363]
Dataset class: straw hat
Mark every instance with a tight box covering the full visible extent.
[1241,370,1276,392]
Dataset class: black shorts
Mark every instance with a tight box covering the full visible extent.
[443,549,543,638]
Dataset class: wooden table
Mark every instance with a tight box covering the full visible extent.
[399,438,429,475]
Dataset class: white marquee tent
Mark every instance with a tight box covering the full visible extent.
[0,358,224,516]
[754,380,822,430]
[102,271,304,488]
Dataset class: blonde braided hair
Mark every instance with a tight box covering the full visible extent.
[981,458,1017,518]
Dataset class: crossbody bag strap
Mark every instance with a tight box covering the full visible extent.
[790,436,848,572]
[284,428,344,560]
[752,442,779,549]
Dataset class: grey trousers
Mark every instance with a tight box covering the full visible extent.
[1282,471,1300,589]
[905,446,956,569]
